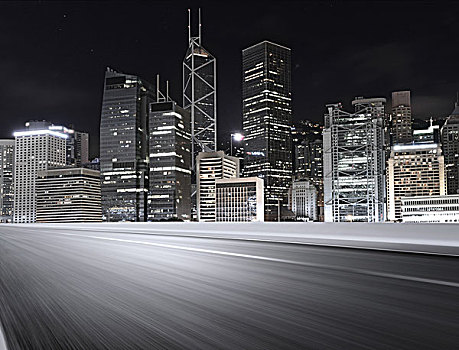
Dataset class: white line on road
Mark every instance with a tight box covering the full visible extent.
[57,232,459,289]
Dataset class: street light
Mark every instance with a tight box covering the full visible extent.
[230,133,244,156]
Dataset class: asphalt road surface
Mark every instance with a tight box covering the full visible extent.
[0,225,458,349]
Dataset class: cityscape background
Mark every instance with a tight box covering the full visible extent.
[1,2,459,224]
[0,2,458,158]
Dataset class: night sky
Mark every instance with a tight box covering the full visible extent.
[1,1,458,157]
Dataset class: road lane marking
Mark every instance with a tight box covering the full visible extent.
[55,232,459,289]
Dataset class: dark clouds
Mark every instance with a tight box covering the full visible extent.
[0,1,458,157]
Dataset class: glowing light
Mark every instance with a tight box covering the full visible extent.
[232,133,244,142]
[13,130,68,139]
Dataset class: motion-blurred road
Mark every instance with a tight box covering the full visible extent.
[1,225,458,349]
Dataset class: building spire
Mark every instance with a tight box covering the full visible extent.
[188,9,191,44]
[198,8,202,45]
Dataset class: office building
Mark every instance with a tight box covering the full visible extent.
[441,102,459,194]
[0,140,14,223]
[413,119,440,144]
[387,143,446,221]
[216,177,264,222]
[148,92,192,221]
[36,168,102,222]
[197,151,239,222]
[242,41,292,221]
[289,179,318,221]
[99,68,154,221]
[13,127,67,223]
[183,9,217,169]
[323,97,386,222]
[401,195,459,223]
[391,91,412,144]
[294,138,324,220]
[26,121,89,167]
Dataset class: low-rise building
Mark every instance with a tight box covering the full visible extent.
[289,179,317,221]
[216,177,264,222]
[401,195,459,223]
[36,168,102,222]
[197,151,239,222]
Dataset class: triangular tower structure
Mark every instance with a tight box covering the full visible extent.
[183,9,217,170]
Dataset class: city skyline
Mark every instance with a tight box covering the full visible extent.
[1,2,458,157]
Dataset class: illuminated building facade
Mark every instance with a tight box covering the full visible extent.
[13,127,67,223]
[391,90,412,144]
[36,168,102,223]
[242,41,292,221]
[100,68,155,221]
[197,151,239,222]
[183,9,217,170]
[148,98,192,221]
[0,140,14,223]
[387,143,446,221]
[401,195,459,223]
[289,179,318,221]
[216,177,264,222]
[441,102,459,194]
[323,97,386,222]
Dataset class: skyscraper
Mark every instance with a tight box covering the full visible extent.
[183,9,217,170]
[148,85,192,221]
[441,102,459,194]
[99,68,155,221]
[48,125,89,167]
[0,140,14,223]
[323,97,386,222]
[13,126,67,223]
[391,90,412,144]
[242,41,292,221]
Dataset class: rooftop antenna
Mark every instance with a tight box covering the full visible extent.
[166,80,170,101]
[188,9,191,44]
[156,74,167,102]
[156,74,160,103]
[198,8,201,45]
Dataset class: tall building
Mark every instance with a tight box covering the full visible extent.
[391,90,412,144]
[242,41,292,221]
[441,102,459,194]
[323,97,386,222]
[99,68,155,222]
[387,143,446,221]
[294,138,324,220]
[216,177,264,222]
[13,127,67,223]
[289,179,318,221]
[48,125,89,167]
[197,151,239,222]
[148,92,192,221]
[183,9,217,170]
[36,168,102,223]
[0,140,14,223]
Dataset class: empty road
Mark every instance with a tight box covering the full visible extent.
[0,225,458,349]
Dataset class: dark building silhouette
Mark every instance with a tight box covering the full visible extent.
[99,68,154,221]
